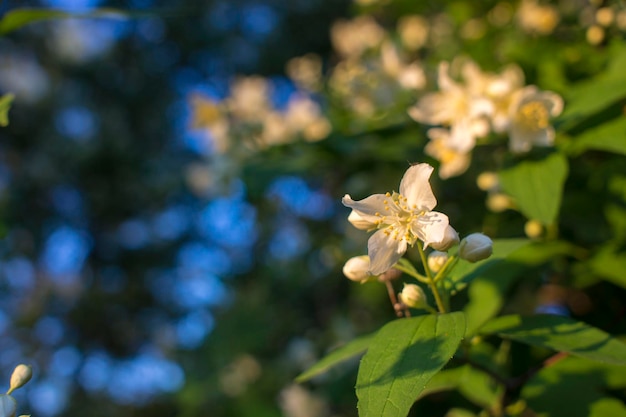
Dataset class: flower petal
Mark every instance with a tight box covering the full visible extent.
[367,230,407,275]
[411,211,449,248]
[342,193,390,217]
[399,164,437,210]
[347,210,376,230]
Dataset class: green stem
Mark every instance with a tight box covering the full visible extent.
[433,255,458,283]
[392,263,429,284]
[417,244,447,313]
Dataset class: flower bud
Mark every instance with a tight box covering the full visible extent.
[0,394,17,417]
[342,256,376,283]
[7,365,32,395]
[427,251,449,273]
[430,225,459,251]
[524,219,543,239]
[459,233,493,263]
[399,284,428,309]
[347,210,372,230]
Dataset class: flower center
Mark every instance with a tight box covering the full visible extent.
[517,101,549,130]
[373,192,424,244]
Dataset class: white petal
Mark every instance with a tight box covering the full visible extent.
[342,193,391,217]
[0,395,17,417]
[367,230,406,275]
[437,61,456,91]
[411,211,449,247]
[347,210,376,230]
[399,164,437,211]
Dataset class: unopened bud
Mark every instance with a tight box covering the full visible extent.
[347,210,373,230]
[342,256,377,283]
[459,233,493,263]
[399,284,428,309]
[0,394,17,417]
[7,365,32,395]
[524,219,543,239]
[427,251,449,273]
[430,225,460,251]
[476,171,499,191]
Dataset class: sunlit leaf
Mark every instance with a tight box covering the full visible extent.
[295,332,374,383]
[499,152,569,225]
[0,93,14,127]
[481,315,626,365]
[564,117,626,156]
[457,365,502,410]
[558,43,626,130]
[419,364,501,410]
[0,7,129,35]
[589,244,626,289]
[522,356,626,417]
[356,312,465,417]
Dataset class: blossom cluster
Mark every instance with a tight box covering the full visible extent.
[189,76,331,154]
[409,59,563,178]
[326,16,427,130]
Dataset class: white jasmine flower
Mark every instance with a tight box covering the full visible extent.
[342,164,450,275]
[408,62,492,150]
[508,86,563,153]
[424,128,473,179]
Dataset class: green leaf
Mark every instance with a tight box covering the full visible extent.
[0,93,14,127]
[589,244,626,289]
[463,241,580,336]
[419,365,502,409]
[558,43,626,130]
[480,315,626,365]
[417,366,465,399]
[563,117,626,156]
[499,152,569,225]
[295,333,374,383]
[458,365,502,409]
[356,312,466,417]
[522,356,626,417]
[443,238,530,294]
[0,7,129,35]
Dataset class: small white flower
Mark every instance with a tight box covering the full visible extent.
[459,233,493,263]
[342,164,449,275]
[508,86,563,154]
[425,128,473,179]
